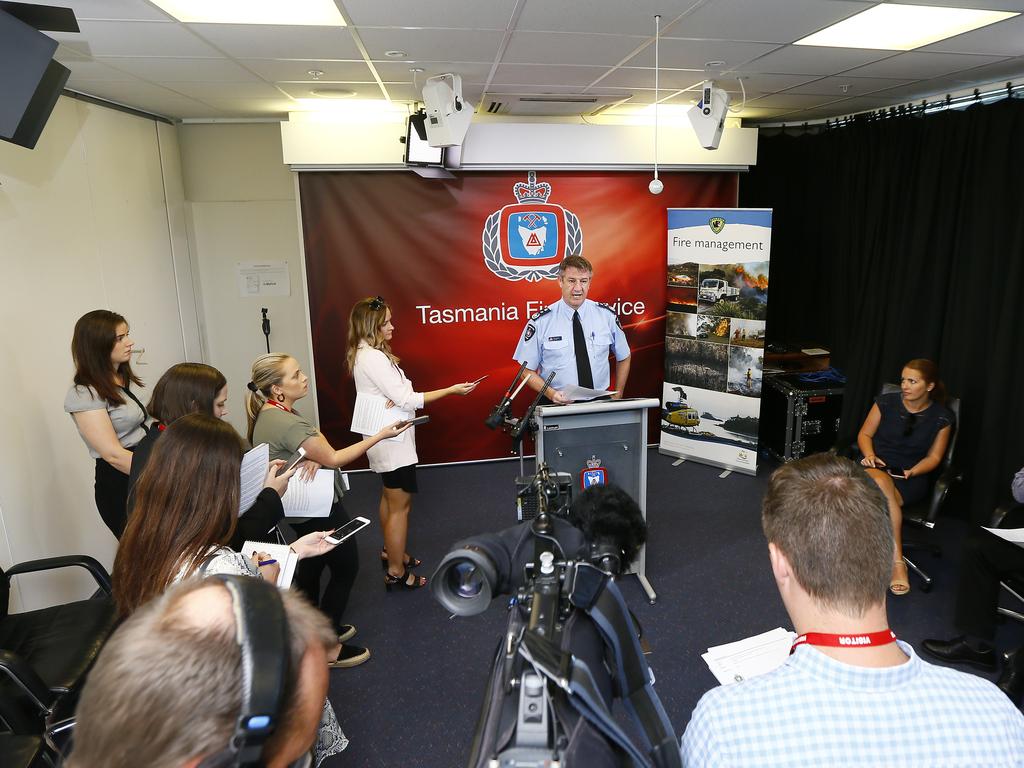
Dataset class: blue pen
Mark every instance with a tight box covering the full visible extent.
[258,558,277,567]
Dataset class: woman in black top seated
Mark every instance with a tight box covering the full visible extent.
[129,362,295,546]
[857,358,954,595]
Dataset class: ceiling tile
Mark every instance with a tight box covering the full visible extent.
[784,75,919,97]
[503,31,646,66]
[196,98,295,116]
[728,72,822,93]
[161,81,287,99]
[62,59,139,81]
[746,93,840,109]
[491,64,611,88]
[371,60,494,82]
[626,39,781,70]
[356,27,505,61]
[670,0,873,44]
[843,51,1011,80]
[516,0,701,36]
[593,67,704,91]
[736,45,894,75]
[29,0,172,21]
[939,55,1024,85]
[66,80,217,118]
[895,0,1024,10]
[49,20,222,57]
[96,57,263,82]
[187,23,361,60]
[919,14,1024,56]
[238,59,373,82]
[276,83,387,100]
[340,0,518,28]
[385,83,484,103]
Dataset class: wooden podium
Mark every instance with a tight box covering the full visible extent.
[535,397,660,603]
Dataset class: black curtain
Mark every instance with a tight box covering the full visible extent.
[740,98,1024,522]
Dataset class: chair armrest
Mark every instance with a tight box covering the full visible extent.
[0,650,56,721]
[990,501,1024,529]
[5,556,112,596]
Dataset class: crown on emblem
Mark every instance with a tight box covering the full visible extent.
[513,171,552,204]
[586,455,602,469]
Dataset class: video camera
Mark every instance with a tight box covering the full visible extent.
[431,466,680,768]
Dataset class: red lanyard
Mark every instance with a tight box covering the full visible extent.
[791,629,896,654]
[266,400,292,413]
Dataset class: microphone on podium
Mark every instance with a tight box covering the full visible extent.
[511,372,556,442]
[485,361,528,430]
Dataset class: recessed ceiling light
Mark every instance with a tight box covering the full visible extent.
[795,3,1017,51]
[385,50,408,58]
[307,69,325,79]
[150,0,346,26]
[311,88,357,98]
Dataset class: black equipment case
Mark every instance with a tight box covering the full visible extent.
[761,373,845,461]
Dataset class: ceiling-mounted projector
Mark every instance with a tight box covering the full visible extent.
[687,81,731,150]
[421,73,474,147]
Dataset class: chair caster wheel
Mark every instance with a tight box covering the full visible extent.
[920,581,933,593]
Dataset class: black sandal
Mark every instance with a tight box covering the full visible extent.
[384,567,427,592]
[380,548,423,571]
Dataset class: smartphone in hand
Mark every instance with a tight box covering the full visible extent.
[277,447,306,476]
[324,516,371,545]
[398,415,431,428]
[886,467,906,478]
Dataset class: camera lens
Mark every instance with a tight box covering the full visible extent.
[448,561,485,598]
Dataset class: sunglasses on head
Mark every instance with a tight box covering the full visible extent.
[902,411,918,437]
[368,296,385,311]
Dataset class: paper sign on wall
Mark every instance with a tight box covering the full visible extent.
[237,261,290,297]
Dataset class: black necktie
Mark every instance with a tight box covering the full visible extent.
[572,310,594,388]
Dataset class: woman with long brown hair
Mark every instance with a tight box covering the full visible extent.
[64,309,150,538]
[857,358,954,595]
[113,412,349,763]
[246,352,408,666]
[346,296,478,591]
[128,362,294,547]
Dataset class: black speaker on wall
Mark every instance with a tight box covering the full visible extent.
[0,3,78,150]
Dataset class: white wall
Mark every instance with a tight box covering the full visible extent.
[178,123,317,439]
[0,96,199,610]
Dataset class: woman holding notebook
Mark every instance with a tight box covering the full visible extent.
[346,296,479,592]
[113,413,350,764]
[247,352,407,666]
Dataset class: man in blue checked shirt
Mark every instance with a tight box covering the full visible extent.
[681,454,1024,767]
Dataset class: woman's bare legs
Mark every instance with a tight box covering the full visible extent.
[865,468,908,594]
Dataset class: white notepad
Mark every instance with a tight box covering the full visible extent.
[240,540,299,588]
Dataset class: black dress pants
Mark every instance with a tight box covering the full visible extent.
[94,457,130,539]
[290,499,359,634]
[954,529,1024,641]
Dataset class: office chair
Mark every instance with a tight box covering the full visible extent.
[0,555,118,740]
[989,500,1024,626]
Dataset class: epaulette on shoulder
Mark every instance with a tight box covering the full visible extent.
[530,306,552,321]
[596,302,616,314]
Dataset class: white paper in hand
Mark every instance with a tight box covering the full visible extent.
[281,469,335,518]
[351,392,409,443]
[239,443,269,516]
[701,627,796,686]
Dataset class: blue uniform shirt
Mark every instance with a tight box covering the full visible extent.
[513,298,630,392]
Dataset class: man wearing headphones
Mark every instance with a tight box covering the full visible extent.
[69,577,337,768]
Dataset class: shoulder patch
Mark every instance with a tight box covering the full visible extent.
[524,323,536,342]
[597,302,623,329]
[530,306,552,321]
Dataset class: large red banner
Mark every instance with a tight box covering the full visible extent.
[299,171,737,465]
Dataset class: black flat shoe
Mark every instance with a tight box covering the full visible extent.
[996,646,1024,705]
[384,567,427,592]
[921,636,998,671]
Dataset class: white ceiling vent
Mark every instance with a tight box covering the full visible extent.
[484,92,632,116]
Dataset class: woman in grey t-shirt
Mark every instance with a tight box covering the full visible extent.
[64,310,150,538]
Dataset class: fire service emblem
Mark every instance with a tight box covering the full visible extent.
[482,171,583,282]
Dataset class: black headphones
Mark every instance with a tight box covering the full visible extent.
[196,575,291,768]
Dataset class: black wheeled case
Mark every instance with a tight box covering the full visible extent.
[761,373,845,461]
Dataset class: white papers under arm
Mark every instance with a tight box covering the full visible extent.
[701,627,797,686]
[351,391,409,443]
[281,469,335,518]
[239,443,269,516]
[559,384,617,401]
[982,526,1024,548]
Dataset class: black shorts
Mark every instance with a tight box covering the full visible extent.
[380,463,418,493]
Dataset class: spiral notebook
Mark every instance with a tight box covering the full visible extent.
[240,541,299,588]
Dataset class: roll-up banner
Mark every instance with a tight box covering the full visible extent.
[298,171,738,466]
[658,209,772,475]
